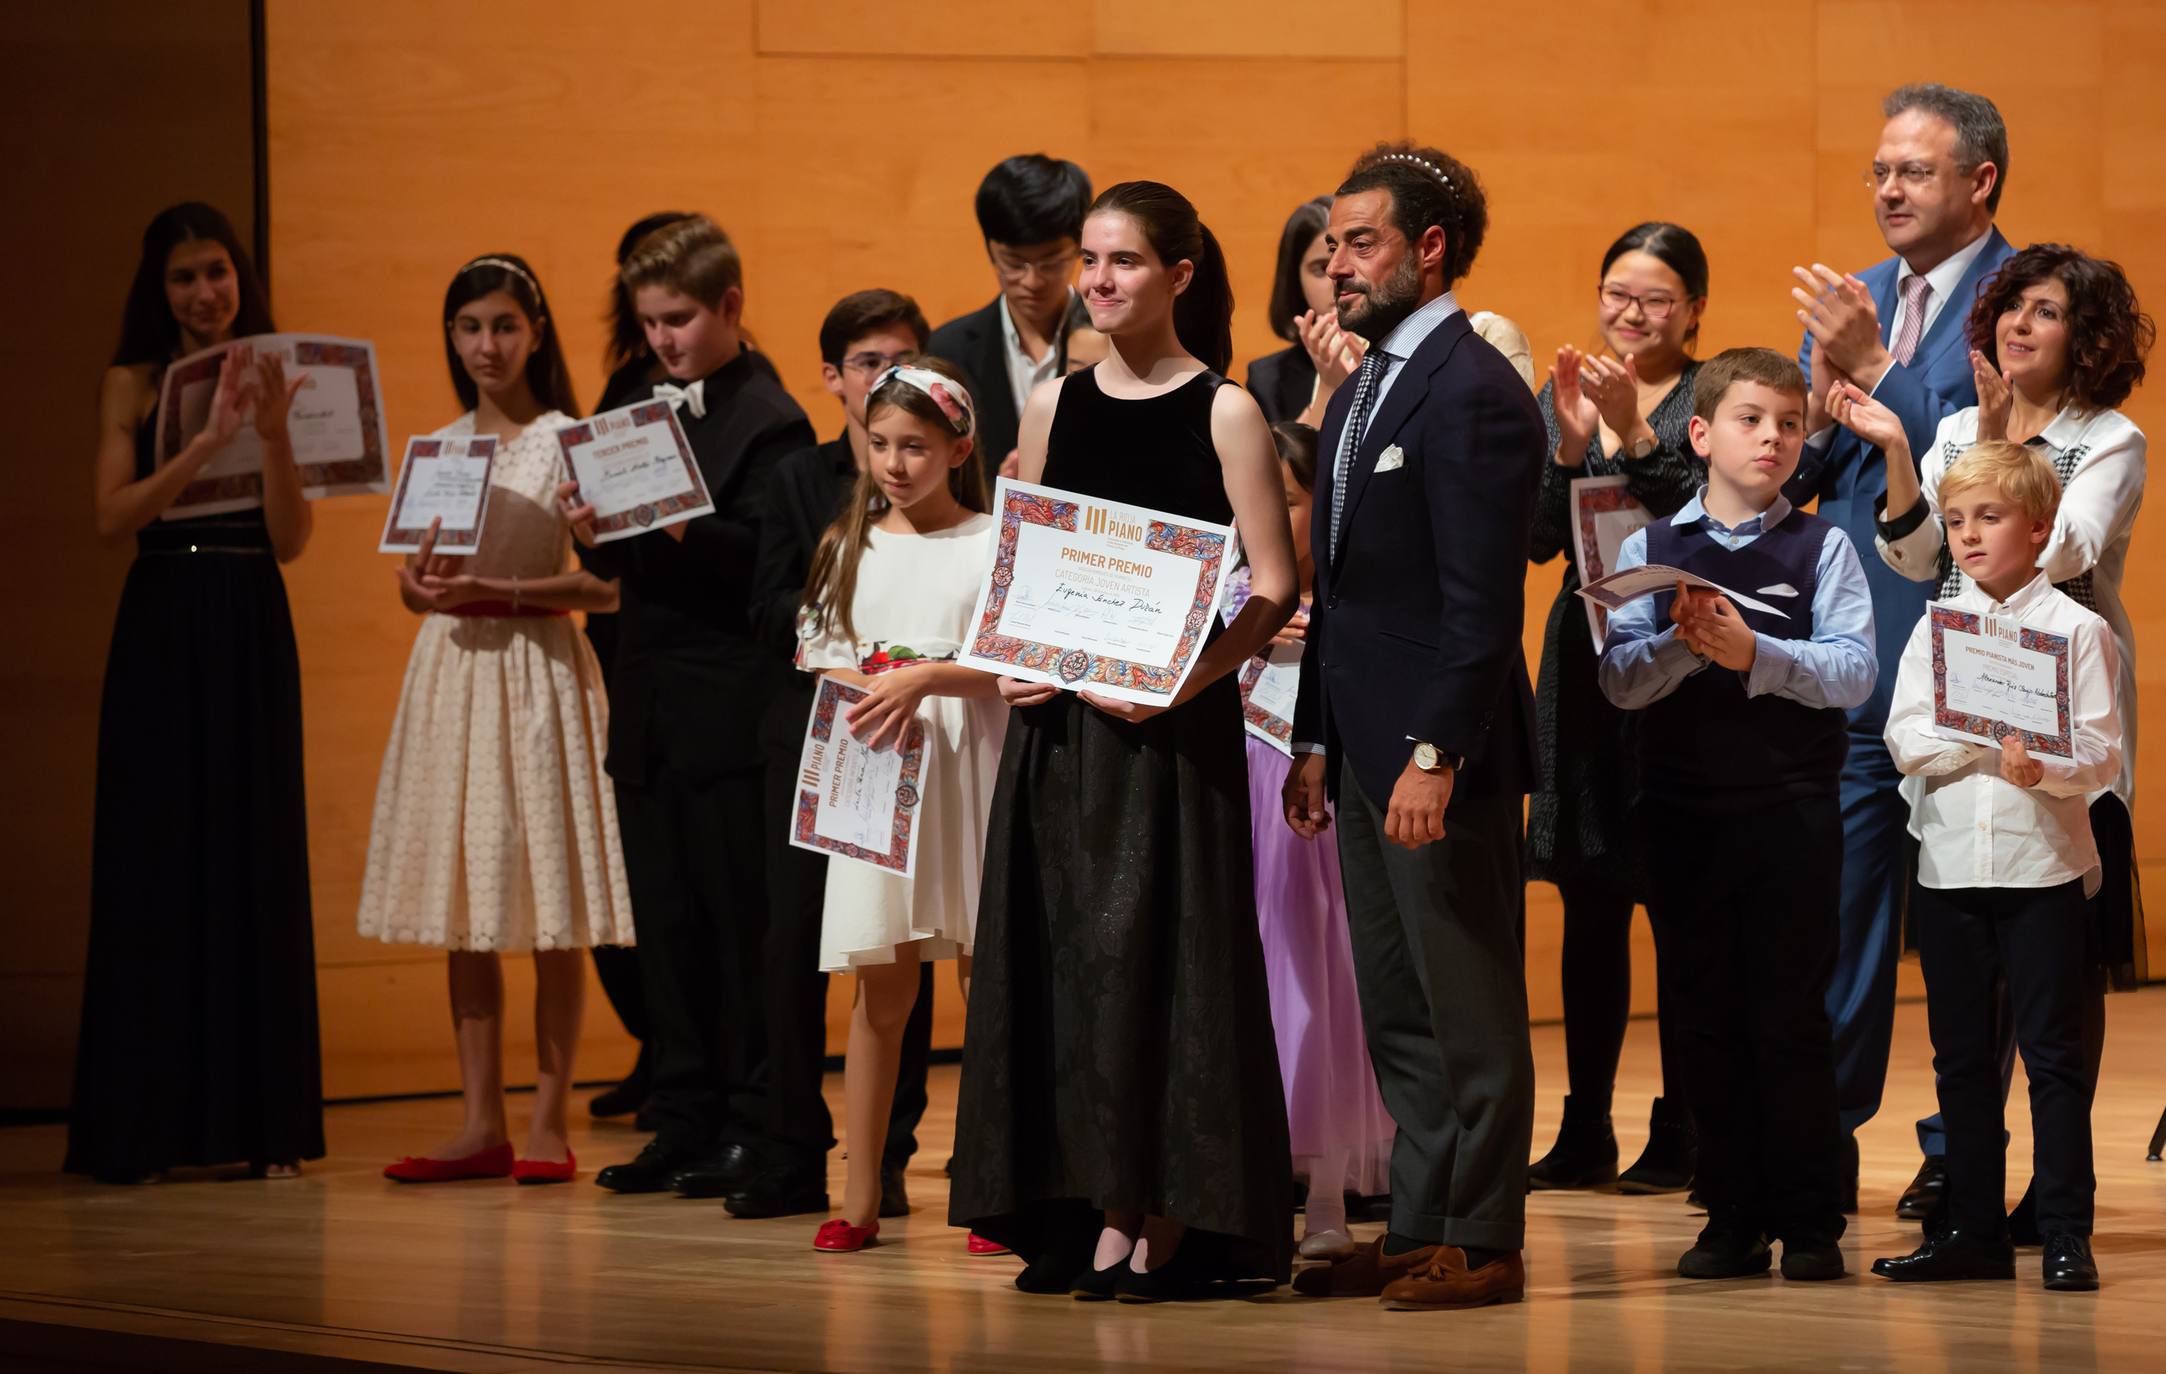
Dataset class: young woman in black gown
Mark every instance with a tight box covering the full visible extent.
[948,181,1300,1300]
[70,202,323,1183]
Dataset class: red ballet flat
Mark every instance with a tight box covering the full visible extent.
[382,1142,514,1183]
[967,1232,1012,1256]
[512,1150,577,1185]
[813,1218,881,1252]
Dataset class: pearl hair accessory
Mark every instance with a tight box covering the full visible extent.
[1374,151,1452,189]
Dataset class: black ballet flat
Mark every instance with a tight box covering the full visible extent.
[1070,1252,1132,1301]
[1114,1246,1225,1304]
[1015,1239,1093,1295]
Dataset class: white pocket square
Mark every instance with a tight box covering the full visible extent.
[1373,445,1405,474]
[1756,583,1800,597]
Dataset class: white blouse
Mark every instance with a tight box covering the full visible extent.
[1875,402,2144,809]
[1883,572,2122,896]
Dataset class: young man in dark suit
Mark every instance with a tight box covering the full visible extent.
[1784,82,2015,1216]
[927,153,1093,474]
[563,217,816,1198]
[1285,142,1543,1312]
[718,290,940,1219]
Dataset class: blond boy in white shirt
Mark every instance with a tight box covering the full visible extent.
[1876,441,2121,1293]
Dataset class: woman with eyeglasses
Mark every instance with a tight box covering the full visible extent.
[1525,221,1710,1196]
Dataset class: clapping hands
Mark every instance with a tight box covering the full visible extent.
[1671,580,1756,671]
[1970,350,2017,442]
[1295,309,1365,391]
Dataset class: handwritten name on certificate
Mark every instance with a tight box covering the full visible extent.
[960,477,1236,707]
[155,333,392,518]
[553,400,715,542]
[378,434,499,554]
[1570,475,1653,651]
[788,677,928,877]
[1928,602,2074,757]
[1239,645,1301,756]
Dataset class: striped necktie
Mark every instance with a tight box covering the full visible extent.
[1889,274,1933,366]
[1330,349,1390,561]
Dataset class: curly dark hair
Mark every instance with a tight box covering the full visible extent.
[1335,141,1488,287]
[1966,243,2153,412]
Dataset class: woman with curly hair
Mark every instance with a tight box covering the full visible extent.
[1829,241,2153,1235]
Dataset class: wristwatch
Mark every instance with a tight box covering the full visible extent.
[1626,433,1658,460]
[1411,742,1460,774]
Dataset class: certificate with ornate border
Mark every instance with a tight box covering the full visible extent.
[553,400,714,542]
[789,676,928,877]
[154,333,391,517]
[1570,474,1652,651]
[378,434,499,554]
[1239,645,1300,755]
[1928,602,2073,757]
[960,477,1236,707]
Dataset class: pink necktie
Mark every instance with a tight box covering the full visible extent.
[1889,274,1932,366]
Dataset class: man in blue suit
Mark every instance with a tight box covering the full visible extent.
[1785,83,2013,1214]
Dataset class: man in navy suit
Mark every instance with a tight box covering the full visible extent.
[1285,142,1543,1312]
[1784,83,2014,1213]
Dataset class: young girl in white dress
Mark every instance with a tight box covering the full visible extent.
[361,255,633,1185]
[794,359,1006,1250]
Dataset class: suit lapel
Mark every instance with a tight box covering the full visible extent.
[1914,226,2013,372]
[1331,313,1467,571]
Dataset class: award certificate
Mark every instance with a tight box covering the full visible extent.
[788,676,928,877]
[378,434,499,554]
[960,477,1236,707]
[1239,645,1301,756]
[1570,475,1654,651]
[1928,602,2074,757]
[155,333,391,517]
[1577,562,1791,623]
[553,400,714,542]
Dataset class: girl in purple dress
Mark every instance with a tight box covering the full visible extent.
[1232,421,1397,1259]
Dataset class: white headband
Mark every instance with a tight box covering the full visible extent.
[1374,151,1453,189]
[461,255,541,296]
[874,365,975,436]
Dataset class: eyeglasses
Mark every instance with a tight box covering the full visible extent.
[842,349,917,377]
[991,248,1079,286]
[1598,285,1682,320]
[1863,161,1958,192]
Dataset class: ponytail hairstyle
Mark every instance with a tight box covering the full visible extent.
[1088,181,1234,374]
[112,201,274,367]
[802,356,986,648]
[442,253,580,416]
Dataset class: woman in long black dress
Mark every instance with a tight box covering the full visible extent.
[70,202,323,1182]
[949,181,1299,1300]
[1524,222,1709,1193]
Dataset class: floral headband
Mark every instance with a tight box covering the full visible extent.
[873,364,975,437]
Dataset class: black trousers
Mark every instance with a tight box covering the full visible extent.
[1914,879,2097,1238]
[1555,875,1683,1109]
[1640,792,1845,1245]
[613,763,770,1149]
[590,945,648,1078]
[1335,759,1533,1251]
[761,685,934,1169]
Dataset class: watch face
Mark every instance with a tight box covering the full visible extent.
[1414,742,1439,771]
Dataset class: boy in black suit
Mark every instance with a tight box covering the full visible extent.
[562,215,815,1197]
[928,154,1093,472]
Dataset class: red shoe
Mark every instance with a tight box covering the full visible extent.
[967,1232,1012,1256]
[512,1150,577,1185]
[383,1142,514,1183]
[813,1218,880,1252]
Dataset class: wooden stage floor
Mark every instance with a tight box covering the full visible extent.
[6,991,2166,1373]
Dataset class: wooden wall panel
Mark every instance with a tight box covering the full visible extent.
[4,1,257,1111]
[243,0,2164,1099]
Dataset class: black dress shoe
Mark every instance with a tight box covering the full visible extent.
[670,1141,760,1198]
[1896,1154,1947,1222]
[2007,1184,2041,1247]
[1678,1230,1772,1279]
[595,1137,700,1194]
[1779,1241,1846,1281]
[722,1164,829,1219]
[587,1076,647,1120]
[2042,1233,2098,1290]
[879,1161,910,1218]
[1871,1229,2015,1282]
[1527,1096,1619,1191]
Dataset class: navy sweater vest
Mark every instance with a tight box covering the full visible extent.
[1638,512,1850,807]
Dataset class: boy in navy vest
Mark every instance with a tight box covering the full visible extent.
[1598,348,1878,1282]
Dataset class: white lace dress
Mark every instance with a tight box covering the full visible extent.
[356,412,634,952]
[797,514,1005,971]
